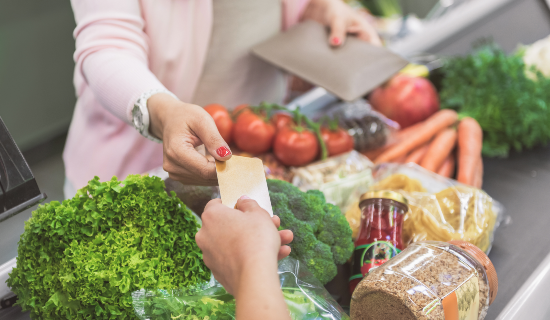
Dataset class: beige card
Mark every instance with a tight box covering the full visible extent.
[216,156,273,216]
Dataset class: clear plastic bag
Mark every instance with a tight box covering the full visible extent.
[292,151,374,212]
[279,257,350,320]
[351,241,497,320]
[345,163,503,253]
[323,99,400,151]
[131,257,349,320]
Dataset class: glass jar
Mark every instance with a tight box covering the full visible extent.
[351,240,498,320]
[349,190,408,293]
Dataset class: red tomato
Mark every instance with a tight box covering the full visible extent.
[321,127,354,156]
[273,127,319,166]
[204,104,233,144]
[233,112,275,154]
[271,113,294,132]
[232,104,251,121]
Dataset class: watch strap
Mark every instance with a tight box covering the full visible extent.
[132,88,178,143]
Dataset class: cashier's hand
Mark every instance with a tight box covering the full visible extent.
[148,93,231,186]
[196,197,293,296]
[303,0,382,46]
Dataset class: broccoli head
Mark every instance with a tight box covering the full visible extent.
[267,179,354,284]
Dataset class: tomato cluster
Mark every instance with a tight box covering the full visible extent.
[203,103,355,167]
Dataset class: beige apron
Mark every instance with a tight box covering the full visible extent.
[192,0,287,109]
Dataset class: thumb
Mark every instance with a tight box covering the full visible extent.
[329,16,347,47]
[236,196,269,216]
[192,108,233,161]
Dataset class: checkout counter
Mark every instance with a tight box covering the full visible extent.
[2,1,550,318]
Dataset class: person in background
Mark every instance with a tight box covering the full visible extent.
[64,0,381,198]
[196,196,294,320]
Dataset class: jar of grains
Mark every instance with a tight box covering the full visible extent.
[350,240,498,320]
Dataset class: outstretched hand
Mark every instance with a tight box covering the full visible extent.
[195,197,293,296]
[148,93,232,186]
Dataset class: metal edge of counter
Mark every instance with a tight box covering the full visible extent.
[388,0,516,57]
[495,248,550,319]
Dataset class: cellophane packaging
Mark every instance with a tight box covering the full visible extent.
[292,151,374,213]
[131,257,349,320]
[344,163,503,253]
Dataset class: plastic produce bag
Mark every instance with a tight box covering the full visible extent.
[324,99,400,151]
[292,151,374,212]
[131,277,235,320]
[132,257,349,320]
[345,163,503,253]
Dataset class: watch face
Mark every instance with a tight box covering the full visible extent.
[133,106,144,131]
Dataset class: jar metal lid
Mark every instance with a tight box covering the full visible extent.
[359,190,409,207]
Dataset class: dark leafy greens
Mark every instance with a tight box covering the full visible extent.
[440,44,550,157]
[8,175,210,319]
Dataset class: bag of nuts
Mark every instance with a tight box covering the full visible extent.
[350,240,497,320]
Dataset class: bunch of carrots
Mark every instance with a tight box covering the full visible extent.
[363,109,484,188]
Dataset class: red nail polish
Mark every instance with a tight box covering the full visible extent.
[332,37,341,45]
[216,146,231,157]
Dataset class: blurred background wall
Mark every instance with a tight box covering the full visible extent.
[0,0,76,152]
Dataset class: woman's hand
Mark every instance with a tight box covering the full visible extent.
[148,93,232,186]
[196,197,293,296]
[303,0,382,47]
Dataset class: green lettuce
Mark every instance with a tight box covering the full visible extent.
[7,175,210,319]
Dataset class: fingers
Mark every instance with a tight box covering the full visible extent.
[189,107,232,161]
[350,20,382,46]
[164,139,219,183]
[329,15,347,46]
[235,196,269,218]
[203,198,222,211]
[278,246,292,261]
[279,229,293,246]
[272,215,281,229]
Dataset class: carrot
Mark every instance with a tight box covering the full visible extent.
[375,110,458,163]
[420,128,457,172]
[392,121,426,142]
[405,144,430,164]
[394,154,408,164]
[472,157,484,188]
[361,144,391,161]
[366,120,428,161]
[456,117,483,186]
[437,155,456,178]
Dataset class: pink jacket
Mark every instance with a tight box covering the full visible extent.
[64,0,310,189]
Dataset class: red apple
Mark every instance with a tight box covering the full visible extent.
[369,75,440,128]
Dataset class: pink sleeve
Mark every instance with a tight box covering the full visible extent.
[282,0,312,30]
[71,0,169,124]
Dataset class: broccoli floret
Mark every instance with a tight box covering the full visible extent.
[267,179,354,284]
[300,243,338,285]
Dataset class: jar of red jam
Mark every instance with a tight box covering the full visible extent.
[349,190,408,294]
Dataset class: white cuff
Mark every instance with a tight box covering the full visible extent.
[132,88,178,143]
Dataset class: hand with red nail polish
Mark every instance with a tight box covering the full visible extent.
[303,0,382,47]
[196,197,293,320]
[148,93,232,186]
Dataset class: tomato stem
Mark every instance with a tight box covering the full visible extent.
[329,116,340,132]
[304,116,328,160]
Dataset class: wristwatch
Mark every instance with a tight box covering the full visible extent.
[132,88,178,143]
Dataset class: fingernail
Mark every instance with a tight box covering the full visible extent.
[216,146,231,157]
[240,195,251,200]
[331,37,341,46]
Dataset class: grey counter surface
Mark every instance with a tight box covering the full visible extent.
[483,145,550,320]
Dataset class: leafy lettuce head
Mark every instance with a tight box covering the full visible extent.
[8,175,210,319]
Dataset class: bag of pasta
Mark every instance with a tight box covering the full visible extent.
[345,163,503,253]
